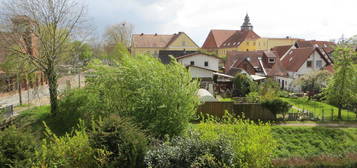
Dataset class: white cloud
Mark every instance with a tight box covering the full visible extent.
[86,0,357,45]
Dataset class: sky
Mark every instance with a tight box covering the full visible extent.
[85,0,357,46]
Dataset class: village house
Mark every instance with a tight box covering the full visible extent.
[0,16,46,93]
[130,32,199,58]
[201,14,300,57]
[176,52,221,92]
[225,41,335,92]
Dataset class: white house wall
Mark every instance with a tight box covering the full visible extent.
[189,66,214,78]
[295,50,327,77]
[178,54,219,71]
[277,50,328,93]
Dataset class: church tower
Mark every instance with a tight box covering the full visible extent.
[241,14,253,31]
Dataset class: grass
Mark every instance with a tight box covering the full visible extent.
[281,97,357,121]
[272,126,357,167]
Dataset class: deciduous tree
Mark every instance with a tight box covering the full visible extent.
[324,46,357,120]
[0,0,88,115]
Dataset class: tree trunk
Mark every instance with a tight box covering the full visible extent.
[45,65,58,115]
[16,73,22,105]
[338,104,342,120]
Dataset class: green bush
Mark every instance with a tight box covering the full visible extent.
[90,115,149,168]
[0,127,36,168]
[52,88,105,135]
[87,54,199,137]
[194,117,277,168]
[246,92,261,103]
[145,131,234,168]
[232,73,256,97]
[32,123,109,168]
[262,99,291,118]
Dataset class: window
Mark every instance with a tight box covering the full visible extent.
[246,49,249,51]
[247,42,249,46]
[182,41,186,46]
[190,61,194,65]
[204,61,209,67]
[307,61,312,68]
[268,58,275,63]
[316,60,322,68]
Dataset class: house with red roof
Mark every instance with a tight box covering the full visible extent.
[225,41,334,92]
[201,14,300,57]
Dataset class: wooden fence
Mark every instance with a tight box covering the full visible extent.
[198,101,276,121]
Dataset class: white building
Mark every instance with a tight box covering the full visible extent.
[177,53,220,79]
[276,45,333,92]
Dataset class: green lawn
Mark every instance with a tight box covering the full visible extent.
[282,97,357,121]
[272,126,357,167]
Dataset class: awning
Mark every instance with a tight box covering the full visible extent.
[250,75,266,81]
[213,72,234,78]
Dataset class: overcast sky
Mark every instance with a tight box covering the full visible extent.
[85,0,356,46]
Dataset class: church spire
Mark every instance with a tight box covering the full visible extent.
[241,14,253,31]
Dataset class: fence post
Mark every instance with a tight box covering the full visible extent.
[322,109,324,121]
[331,109,334,121]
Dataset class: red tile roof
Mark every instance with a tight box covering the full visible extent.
[271,45,292,58]
[221,30,260,48]
[225,51,288,77]
[202,30,238,49]
[281,47,316,72]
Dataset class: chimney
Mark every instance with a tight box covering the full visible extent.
[155,33,157,36]
[140,33,144,36]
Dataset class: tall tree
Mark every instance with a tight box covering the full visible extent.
[104,22,133,48]
[0,0,87,115]
[324,46,357,120]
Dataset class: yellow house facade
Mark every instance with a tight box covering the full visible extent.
[131,32,199,57]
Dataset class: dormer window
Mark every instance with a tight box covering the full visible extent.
[268,58,275,63]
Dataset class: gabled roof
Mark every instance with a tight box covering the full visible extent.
[202,30,239,49]
[132,33,178,48]
[225,50,288,77]
[295,40,336,54]
[271,45,292,58]
[187,65,218,72]
[220,30,260,48]
[281,47,316,72]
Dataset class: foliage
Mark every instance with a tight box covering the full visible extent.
[104,22,134,48]
[65,41,94,67]
[101,42,130,65]
[246,92,262,103]
[194,115,277,168]
[87,54,199,137]
[293,70,331,97]
[324,46,357,119]
[232,73,256,97]
[1,0,88,114]
[272,126,357,158]
[145,131,234,168]
[51,88,105,135]
[90,115,149,168]
[262,99,291,118]
[32,122,110,168]
[0,127,36,168]
[258,78,280,101]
